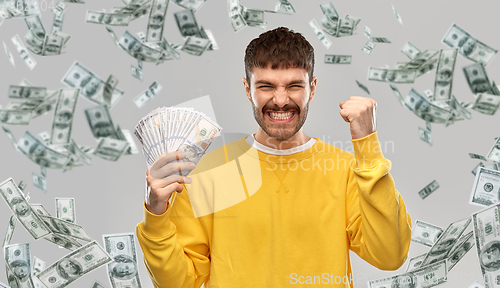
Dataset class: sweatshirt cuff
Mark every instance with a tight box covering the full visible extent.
[351,131,387,169]
[139,201,176,238]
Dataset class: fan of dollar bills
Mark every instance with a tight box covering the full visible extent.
[134,107,222,175]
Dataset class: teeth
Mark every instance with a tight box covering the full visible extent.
[269,111,293,120]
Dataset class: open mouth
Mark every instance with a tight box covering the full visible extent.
[267,110,296,123]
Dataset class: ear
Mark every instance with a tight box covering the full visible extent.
[242,77,252,103]
[309,76,318,102]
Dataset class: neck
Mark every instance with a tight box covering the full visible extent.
[254,127,311,150]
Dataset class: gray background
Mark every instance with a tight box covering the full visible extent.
[0,0,498,286]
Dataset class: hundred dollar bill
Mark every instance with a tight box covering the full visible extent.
[9,85,46,100]
[25,15,46,39]
[362,41,375,54]
[0,178,51,239]
[420,217,471,266]
[44,232,83,251]
[404,88,453,123]
[391,4,403,26]
[103,75,118,106]
[470,153,488,161]
[401,41,421,60]
[200,27,218,50]
[448,94,472,119]
[38,214,91,241]
[447,231,474,271]
[94,137,129,161]
[442,23,497,66]
[369,259,447,288]
[487,137,500,162]
[41,34,65,56]
[4,242,35,288]
[32,91,58,119]
[469,281,486,288]
[32,172,47,193]
[64,139,92,165]
[52,12,64,33]
[3,40,15,67]
[50,89,79,145]
[370,37,391,43]
[472,162,487,176]
[403,50,439,70]
[181,36,210,56]
[86,11,131,26]
[117,126,139,155]
[406,253,426,272]
[172,0,204,11]
[18,130,71,169]
[309,19,331,49]
[56,198,76,223]
[118,30,163,62]
[36,241,112,288]
[363,25,371,39]
[174,9,201,37]
[84,104,118,139]
[324,54,351,64]
[32,256,46,276]
[131,65,143,81]
[227,0,246,32]
[470,167,500,207]
[368,67,416,83]
[0,109,32,125]
[433,49,458,102]
[2,214,16,248]
[146,0,169,42]
[320,2,339,27]
[103,233,142,288]
[412,220,443,247]
[355,80,370,95]
[53,1,66,16]
[472,203,500,288]
[335,18,354,37]
[472,93,500,116]
[463,62,494,94]
[274,0,295,14]
[91,280,108,288]
[133,81,163,108]
[418,180,439,199]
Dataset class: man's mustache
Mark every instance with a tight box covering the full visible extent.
[262,103,300,113]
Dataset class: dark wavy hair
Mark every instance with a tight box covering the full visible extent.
[244,27,315,88]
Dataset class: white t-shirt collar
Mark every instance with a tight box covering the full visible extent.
[245,134,317,155]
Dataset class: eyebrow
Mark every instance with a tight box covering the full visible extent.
[254,80,307,86]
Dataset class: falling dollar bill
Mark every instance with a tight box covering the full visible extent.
[32,256,46,276]
[8,85,46,100]
[368,260,447,288]
[404,88,453,123]
[4,242,35,288]
[91,280,109,288]
[370,37,391,43]
[93,137,130,161]
[172,0,205,11]
[418,180,439,199]
[403,50,439,70]
[355,80,370,95]
[442,23,497,66]
[363,25,371,39]
[32,172,47,193]
[36,241,113,288]
[118,30,163,62]
[146,0,169,42]
[227,0,247,32]
[309,19,332,49]
[2,214,16,248]
[324,54,351,64]
[391,4,403,26]
[470,153,488,161]
[406,253,426,272]
[133,81,163,108]
[463,62,494,95]
[103,75,118,106]
[55,198,76,223]
[131,65,143,81]
[103,233,142,288]
[401,41,421,60]
[3,40,15,67]
[84,104,119,139]
[389,84,405,106]
[469,281,485,288]
[470,167,500,207]
[447,231,474,271]
[472,203,500,288]
[362,41,375,54]
[86,11,131,26]
[53,1,67,16]
[50,89,79,145]
[368,67,416,83]
[420,217,471,266]
[0,177,51,239]
[412,220,443,247]
[181,36,211,56]
[418,127,432,146]
[433,49,458,102]
[174,9,202,37]
[472,93,500,116]
[487,137,500,162]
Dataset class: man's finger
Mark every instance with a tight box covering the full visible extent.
[150,151,186,173]
[339,109,350,123]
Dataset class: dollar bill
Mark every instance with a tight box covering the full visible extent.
[38,213,91,241]
[86,11,131,26]
[473,162,486,176]
[448,94,472,119]
[63,0,85,3]
[116,126,139,154]
[2,214,16,248]
[201,28,218,50]
[470,167,500,207]
[363,25,371,39]
[472,203,500,288]
[420,217,471,266]
[32,256,46,276]
[131,65,143,81]
[44,232,83,251]
[174,9,201,37]
[56,198,76,223]
[64,139,92,165]
[335,18,354,37]
[469,281,485,288]
[472,93,500,116]
[433,49,458,102]
[0,177,51,239]
[442,23,497,66]
[362,41,375,54]
[487,137,500,162]
[53,1,66,16]
[118,30,163,62]
[404,88,453,123]
[0,109,32,125]
[181,36,210,56]
[32,91,58,118]
[36,241,112,288]
[401,41,421,60]
[403,50,439,70]
[273,0,295,14]
[470,153,488,161]
[320,2,339,25]
[9,85,46,100]
[91,280,108,288]
[241,7,266,29]
[368,67,416,83]
[49,89,79,145]
[172,0,204,11]
[17,130,72,169]
[25,15,46,39]
[463,63,495,95]
[93,137,129,161]
[145,0,168,42]
[3,40,15,67]
[389,84,405,106]
[227,0,246,32]
[32,172,47,193]
[447,231,474,271]
[418,180,439,199]
[309,19,331,49]
[52,11,64,33]
[355,80,370,94]
[369,260,447,288]
[103,233,142,288]
[158,38,181,60]
[412,220,443,247]
[133,81,163,108]
[370,37,391,43]
[406,253,425,272]
[4,242,35,288]
[84,104,118,139]
[391,4,403,26]
[103,75,118,106]
[324,54,351,64]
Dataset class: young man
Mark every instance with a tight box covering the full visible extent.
[136,27,412,287]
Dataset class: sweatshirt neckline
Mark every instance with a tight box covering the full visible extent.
[236,136,325,163]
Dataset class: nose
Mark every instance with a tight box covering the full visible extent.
[272,88,289,108]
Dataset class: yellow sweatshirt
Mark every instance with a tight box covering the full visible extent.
[136,131,412,288]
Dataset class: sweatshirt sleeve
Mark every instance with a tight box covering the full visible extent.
[136,184,211,288]
[345,131,412,270]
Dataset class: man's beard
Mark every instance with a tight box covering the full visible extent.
[251,98,309,141]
